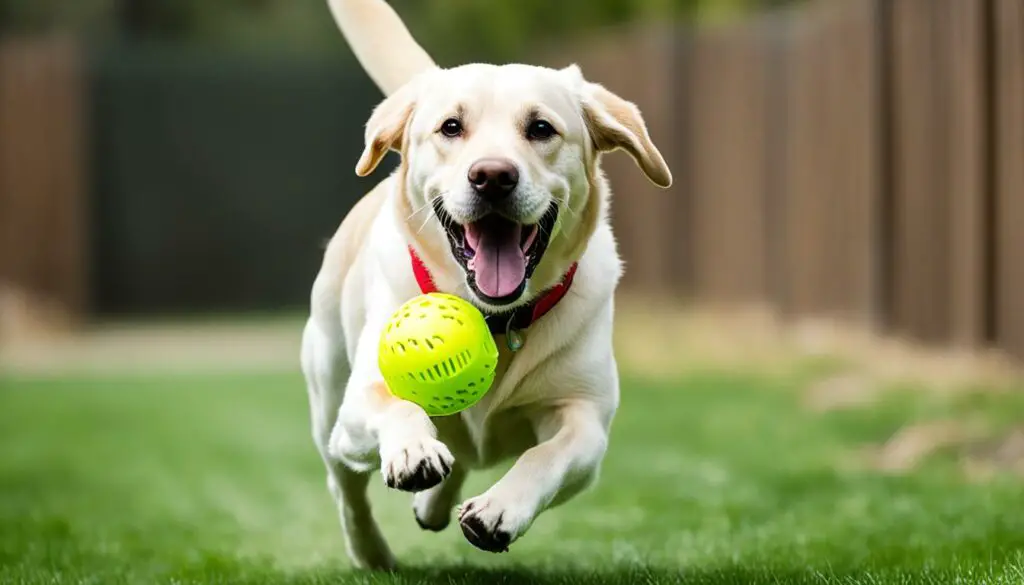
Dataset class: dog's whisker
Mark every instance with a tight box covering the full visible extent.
[406,202,432,222]
[416,213,435,235]
[410,193,451,236]
[561,201,579,221]
[538,217,554,240]
[407,193,445,222]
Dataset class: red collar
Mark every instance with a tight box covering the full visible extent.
[409,246,577,335]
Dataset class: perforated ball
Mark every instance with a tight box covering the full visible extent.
[378,293,499,416]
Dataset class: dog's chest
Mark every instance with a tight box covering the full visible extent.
[433,342,542,468]
[436,406,536,469]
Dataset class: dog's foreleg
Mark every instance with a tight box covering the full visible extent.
[302,316,396,570]
[331,377,455,493]
[328,318,455,494]
[457,399,611,553]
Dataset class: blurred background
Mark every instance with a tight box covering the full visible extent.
[3,2,1024,581]
[1,0,1022,373]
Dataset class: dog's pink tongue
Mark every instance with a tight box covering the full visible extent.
[466,219,525,298]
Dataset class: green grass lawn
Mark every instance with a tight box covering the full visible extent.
[2,366,1024,584]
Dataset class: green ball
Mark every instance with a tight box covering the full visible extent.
[378,293,498,416]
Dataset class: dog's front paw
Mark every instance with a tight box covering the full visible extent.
[380,437,453,492]
[457,492,533,553]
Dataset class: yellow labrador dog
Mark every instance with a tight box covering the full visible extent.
[302,0,672,569]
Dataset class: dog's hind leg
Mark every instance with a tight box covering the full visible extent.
[328,462,395,570]
[303,316,396,570]
[413,461,467,532]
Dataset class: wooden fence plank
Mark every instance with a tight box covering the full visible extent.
[890,0,952,344]
[780,14,828,318]
[688,24,768,304]
[0,38,87,333]
[779,1,879,323]
[620,26,679,296]
[996,0,1024,360]
[0,45,11,301]
[48,38,89,320]
[760,12,789,312]
[833,0,883,325]
[944,0,988,348]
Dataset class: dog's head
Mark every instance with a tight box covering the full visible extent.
[355,63,671,309]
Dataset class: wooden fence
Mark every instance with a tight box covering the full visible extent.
[0,37,87,337]
[540,0,1024,361]
[1,1,1022,363]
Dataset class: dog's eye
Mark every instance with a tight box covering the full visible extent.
[526,120,557,141]
[440,118,463,138]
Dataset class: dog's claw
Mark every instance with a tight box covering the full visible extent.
[389,457,446,492]
[459,507,512,553]
[381,438,454,493]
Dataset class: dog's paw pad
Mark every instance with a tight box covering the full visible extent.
[381,438,453,493]
[457,498,517,553]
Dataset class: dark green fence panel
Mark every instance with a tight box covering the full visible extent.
[88,44,389,315]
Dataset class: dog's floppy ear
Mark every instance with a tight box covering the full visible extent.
[355,76,424,177]
[579,80,673,189]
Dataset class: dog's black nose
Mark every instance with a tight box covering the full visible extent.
[468,158,519,200]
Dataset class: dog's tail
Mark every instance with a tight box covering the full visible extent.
[326,0,437,97]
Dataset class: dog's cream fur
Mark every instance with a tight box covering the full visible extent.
[302,0,672,569]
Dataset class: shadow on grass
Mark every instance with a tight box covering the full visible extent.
[13,543,1019,585]
[268,563,992,585]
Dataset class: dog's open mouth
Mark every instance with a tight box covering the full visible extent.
[434,200,559,305]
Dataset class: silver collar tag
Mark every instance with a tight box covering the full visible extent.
[505,319,525,352]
